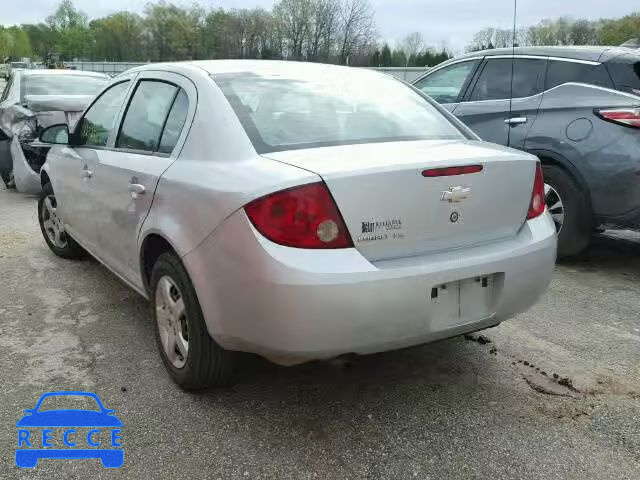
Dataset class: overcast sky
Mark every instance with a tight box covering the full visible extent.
[3,0,638,51]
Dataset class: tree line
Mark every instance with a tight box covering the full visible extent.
[467,12,640,51]
[1,1,638,68]
[0,0,450,68]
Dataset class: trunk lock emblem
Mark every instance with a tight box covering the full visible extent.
[450,211,459,223]
[441,186,470,203]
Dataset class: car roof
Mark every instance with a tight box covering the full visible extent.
[21,69,109,79]
[126,59,381,79]
[450,46,631,63]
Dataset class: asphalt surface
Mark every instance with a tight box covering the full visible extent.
[0,185,639,479]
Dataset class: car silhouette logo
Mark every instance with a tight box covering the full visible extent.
[15,391,123,468]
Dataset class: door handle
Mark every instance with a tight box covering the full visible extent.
[505,117,527,125]
[80,169,93,178]
[128,183,146,195]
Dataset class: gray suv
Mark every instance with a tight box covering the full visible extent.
[413,46,640,257]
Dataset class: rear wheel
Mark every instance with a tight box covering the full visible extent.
[542,164,591,258]
[38,182,84,259]
[150,252,236,389]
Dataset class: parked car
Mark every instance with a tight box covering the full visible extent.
[0,69,109,192]
[37,61,556,388]
[413,46,640,257]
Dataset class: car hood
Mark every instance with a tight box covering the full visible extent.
[16,410,123,427]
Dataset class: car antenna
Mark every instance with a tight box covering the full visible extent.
[507,0,517,146]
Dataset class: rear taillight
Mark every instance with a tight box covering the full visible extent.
[527,163,545,220]
[244,182,353,249]
[595,107,640,128]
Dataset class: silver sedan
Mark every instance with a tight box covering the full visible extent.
[37,61,557,389]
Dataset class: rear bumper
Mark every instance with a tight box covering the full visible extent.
[183,211,557,365]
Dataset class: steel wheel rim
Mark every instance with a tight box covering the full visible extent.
[41,194,68,248]
[544,183,564,234]
[155,275,189,369]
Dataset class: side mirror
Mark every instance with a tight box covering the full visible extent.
[39,124,70,145]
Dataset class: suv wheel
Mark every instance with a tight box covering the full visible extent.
[150,252,236,389]
[542,164,591,258]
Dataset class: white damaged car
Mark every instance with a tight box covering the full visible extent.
[0,69,109,193]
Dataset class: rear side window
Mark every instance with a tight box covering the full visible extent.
[158,89,189,154]
[117,80,179,153]
[545,61,613,90]
[606,55,640,94]
[469,58,546,101]
[0,75,13,102]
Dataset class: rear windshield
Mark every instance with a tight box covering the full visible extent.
[606,54,640,94]
[215,71,466,153]
[24,75,108,96]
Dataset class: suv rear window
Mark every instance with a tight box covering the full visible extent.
[606,54,640,94]
[545,60,613,91]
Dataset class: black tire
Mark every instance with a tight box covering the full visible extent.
[150,252,236,389]
[38,182,85,259]
[0,168,15,188]
[542,164,592,258]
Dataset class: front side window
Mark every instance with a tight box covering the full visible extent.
[116,80,179,153]
[77,81,130,148]
[216,71,466,154]
[413,61,479,104]
[470,58,546,101]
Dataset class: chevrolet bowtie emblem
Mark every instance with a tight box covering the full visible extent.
[441,186,471,203]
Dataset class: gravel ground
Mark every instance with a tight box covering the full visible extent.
[0,185,638,479]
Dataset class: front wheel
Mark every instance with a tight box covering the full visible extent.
[38,182,84,259]
[542,164,592,258]
[150,252,236,389]
[0,168,15,188]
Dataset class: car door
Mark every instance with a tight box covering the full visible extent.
[55,79,134,251]
[91,71,194,287]
[454,57,547,148]
[412,59,481,113]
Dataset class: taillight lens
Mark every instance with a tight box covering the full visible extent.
[527,163,545,220]
[595,107,640,128]
[244,182,353,249]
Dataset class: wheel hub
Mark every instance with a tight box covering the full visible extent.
[155,275,189,369]
[544,183,565,234]
[41,194,68,248]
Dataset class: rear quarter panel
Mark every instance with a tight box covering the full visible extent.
[138,68,319,259]
[524,83,640,218]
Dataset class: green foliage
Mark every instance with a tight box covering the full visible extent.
[468,11,640,51]
[1,0,637,68]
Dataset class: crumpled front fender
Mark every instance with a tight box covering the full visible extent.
[11,137,42,194]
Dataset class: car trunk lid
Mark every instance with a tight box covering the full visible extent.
[263,140,537,261]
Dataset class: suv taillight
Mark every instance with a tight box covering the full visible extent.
[527,163,546,220]
[595,107,640,128]
[244,182,353,249]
